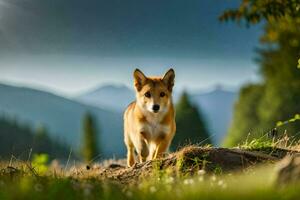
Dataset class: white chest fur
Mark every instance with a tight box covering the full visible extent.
[143,116,170,139]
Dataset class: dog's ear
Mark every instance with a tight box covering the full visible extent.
[134,69,147,91]
[162,68,175,92]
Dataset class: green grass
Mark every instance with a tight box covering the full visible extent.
[0,162,300,200]
[238,132,298,152]
[1,137,300,200]
[240,137,274,150]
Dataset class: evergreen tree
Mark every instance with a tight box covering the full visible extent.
[221,1,300,146]
[34,124,50,153]
[81,112,100,162]
[171,91,211,150]
[256,17,300,135]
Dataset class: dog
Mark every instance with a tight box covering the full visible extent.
[124,68,176,167]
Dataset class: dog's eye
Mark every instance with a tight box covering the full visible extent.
[145,92,151,98]
[160,92,166,97]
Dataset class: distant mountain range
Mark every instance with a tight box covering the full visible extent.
[0,83,124,158]
[0,82,237,160]
[77,85,135,111]
[77,84,238,145]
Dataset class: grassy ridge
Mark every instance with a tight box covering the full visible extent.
[0,139,299,200]
[0,160,299,200]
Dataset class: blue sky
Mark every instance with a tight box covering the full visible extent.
[0,0,263,97]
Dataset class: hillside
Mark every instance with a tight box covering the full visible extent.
[0,83,124,158]
[1,144,299,200]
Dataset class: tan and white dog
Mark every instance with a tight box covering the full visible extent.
[124,68,176,167]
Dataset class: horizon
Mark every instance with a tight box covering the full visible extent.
[0,57,260,98]
[0,77,239,99]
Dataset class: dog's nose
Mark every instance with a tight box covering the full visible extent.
[152,104,160,112]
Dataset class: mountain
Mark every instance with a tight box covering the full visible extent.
[190,88,237,145]
[0,83,124,158]
[77,85,135,111]
[77,84,238,145]
[0,82,234,159]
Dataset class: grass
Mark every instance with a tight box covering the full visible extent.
[1,137,300,200]
[0,166,300,200]
[0,158,299,200]
[239,130,300,152]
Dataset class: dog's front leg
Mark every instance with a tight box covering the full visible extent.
[153,134,170,159]
[136,136,149,163]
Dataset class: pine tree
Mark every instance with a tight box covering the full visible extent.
[81,112,99,162]
[171,91,211,150]
[33,124,51,154]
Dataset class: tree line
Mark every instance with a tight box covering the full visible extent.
[221,0,300,146]
[0,116,70,160]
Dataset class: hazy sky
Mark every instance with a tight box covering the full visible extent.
[0,0,263,97]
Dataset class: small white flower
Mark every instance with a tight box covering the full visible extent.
[217,180,224,186]
[165,177,174,184]
[211,175,217,182]
[198,176,204,182]
[183,178,194,185]
[197,169,206,176]
[138,184,143,189]
[150,186,157,193]
[221,183,227,189]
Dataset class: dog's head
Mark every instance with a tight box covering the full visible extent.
[133,68,175,114]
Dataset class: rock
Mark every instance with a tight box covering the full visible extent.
[276,153,300,185]
[0,166,22,177]
[107,164,125,169]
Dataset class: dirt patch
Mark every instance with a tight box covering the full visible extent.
[81,146,298,184]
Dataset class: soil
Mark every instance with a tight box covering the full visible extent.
[82,146,298,184]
